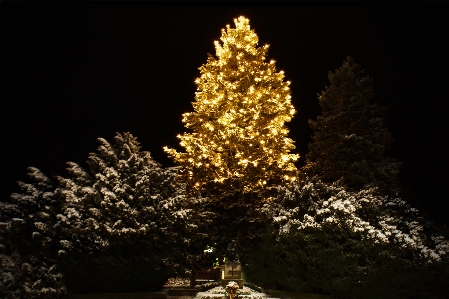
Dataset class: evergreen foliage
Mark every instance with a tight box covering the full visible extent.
[247,178,449,298]
[0,133,212,294]
[303,57,401,196]
[2,167,62,253]
[272,179,448,263]
[2,16,449,298]
[197,191,270,269]
[0,242,66,299]
[164,16,299,198]
[248,223,449,299]
[55,132,207,292]
[163,16,300,266]
[0,168,67,299]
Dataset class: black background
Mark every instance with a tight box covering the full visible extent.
[1,2,448,225]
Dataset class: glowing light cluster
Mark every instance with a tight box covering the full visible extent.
[164,16,299,194]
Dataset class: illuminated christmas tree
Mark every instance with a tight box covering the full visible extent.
[164,16,299,196]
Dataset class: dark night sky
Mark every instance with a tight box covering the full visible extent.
[1,2,448,225]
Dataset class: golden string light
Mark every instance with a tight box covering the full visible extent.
[164,16,299,194]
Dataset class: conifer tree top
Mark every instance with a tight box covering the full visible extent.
[165,16,299,197]
[303,57,401,195]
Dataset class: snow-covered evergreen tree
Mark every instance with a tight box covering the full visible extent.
[251,56,449,298]
[250,178,449,298]
[303,57,401,196]
[265,179,448,263]
[0,132,211,294]
[56,132,209,277]
[1,167,62,252]
[0,237,66,299]
[1,181,66,299]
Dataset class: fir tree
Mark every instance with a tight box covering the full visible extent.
[0,168,67,299]
[56,132,207,286]
[164,16,299,197]
[252,178,449,298]
[0,167,63,266]
[303,56,401,196]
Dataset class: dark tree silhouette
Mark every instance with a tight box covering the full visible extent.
[303,56,401,196]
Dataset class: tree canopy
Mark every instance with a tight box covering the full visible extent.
[303,57,401,196]
[164,16,299,198]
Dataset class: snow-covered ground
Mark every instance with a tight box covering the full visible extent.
[195,286,276,299]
